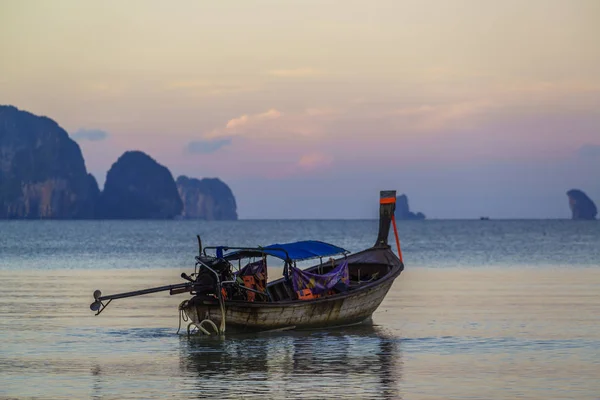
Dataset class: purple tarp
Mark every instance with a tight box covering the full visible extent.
[236,259,267,278]
[290,260,349,295]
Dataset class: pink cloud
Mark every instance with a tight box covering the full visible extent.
[204,108,332,141]
[224,114,250,129]
[180,107,342,178]
[225,109,281,129]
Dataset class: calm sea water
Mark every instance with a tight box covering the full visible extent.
[2,219,600,270]
[1,220,599,399]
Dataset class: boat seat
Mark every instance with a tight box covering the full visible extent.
[348,263,388,282]
[266,282,294,301]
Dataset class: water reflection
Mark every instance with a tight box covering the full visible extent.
[179,325,403,399]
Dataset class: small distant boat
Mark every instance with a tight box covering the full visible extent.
[90,190,405,335]
[480,216,490,220]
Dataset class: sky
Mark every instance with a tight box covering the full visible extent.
[1,0,599,219]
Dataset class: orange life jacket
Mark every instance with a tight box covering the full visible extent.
[296,288,321,300]
[243,276,256,302]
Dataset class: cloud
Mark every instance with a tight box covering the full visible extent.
[186,138,232,154]
[577,144,600,159]
[224,109,281,129]
[205,109,284,139]
[268,68,322,78]
[206,107,347,142]
[71,128,109,141]
[186,108,342,178]
[297,152,333,171]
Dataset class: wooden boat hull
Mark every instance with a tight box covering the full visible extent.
[182,272,397,333]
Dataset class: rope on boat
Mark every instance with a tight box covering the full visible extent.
[201,319,219,334]
[178,299,223,336]
[186,319,219,336]
[177,300,190,335]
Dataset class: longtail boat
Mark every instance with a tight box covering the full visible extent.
[90,190,405,335]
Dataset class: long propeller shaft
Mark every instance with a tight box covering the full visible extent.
[95,282,192,302]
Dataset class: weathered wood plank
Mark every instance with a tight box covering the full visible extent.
[183,278,396,333]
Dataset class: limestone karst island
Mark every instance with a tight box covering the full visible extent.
[0,105,237,220]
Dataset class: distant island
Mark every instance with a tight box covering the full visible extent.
[97,151,184,219]
[177,176,238,220]
[567,189,597,220]
[396,194,425,220]
[0,105,237,220]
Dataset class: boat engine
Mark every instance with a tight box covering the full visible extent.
[190,255,235,300]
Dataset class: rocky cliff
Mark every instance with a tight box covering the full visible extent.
[0,105,99,219]
[98,151,183,219]
[396,194,425,220]
[566,189,597,220]
[176,176,238,220]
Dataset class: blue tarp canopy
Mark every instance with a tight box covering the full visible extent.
[222,240,349,262]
